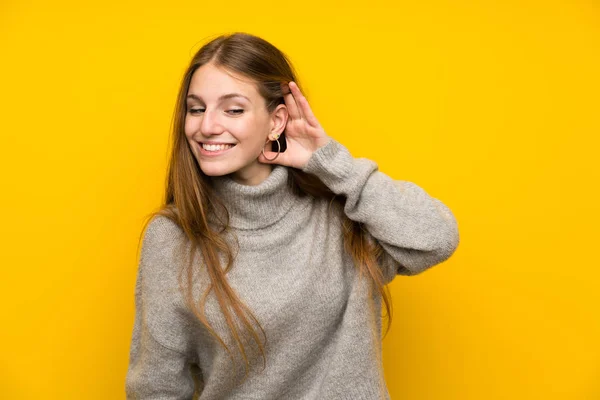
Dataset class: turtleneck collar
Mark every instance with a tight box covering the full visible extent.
[209,165,300,230]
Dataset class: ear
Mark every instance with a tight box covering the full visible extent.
[268,104,288,141]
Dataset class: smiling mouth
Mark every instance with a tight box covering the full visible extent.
[200,143,236,152]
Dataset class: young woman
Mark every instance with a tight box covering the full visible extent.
[125,32,460,399]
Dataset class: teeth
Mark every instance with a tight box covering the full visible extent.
[201,143,234,152]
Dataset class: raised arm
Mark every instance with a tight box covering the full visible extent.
[302,139,460,281]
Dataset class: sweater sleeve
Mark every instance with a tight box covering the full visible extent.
[301,138,460,281]
[125,217,200,399]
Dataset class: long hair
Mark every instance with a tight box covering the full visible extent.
[137,32,393,385]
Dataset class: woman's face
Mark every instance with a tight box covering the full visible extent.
[184,62,287,186]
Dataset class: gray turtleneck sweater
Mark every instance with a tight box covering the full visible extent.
[125,138,460,399]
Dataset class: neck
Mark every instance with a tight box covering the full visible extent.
[210,165,298,230]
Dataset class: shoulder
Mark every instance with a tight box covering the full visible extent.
[142,215,185,248]
[139,215,187,271]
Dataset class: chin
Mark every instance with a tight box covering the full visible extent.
[199,166,234,177]
[198,159,245,177]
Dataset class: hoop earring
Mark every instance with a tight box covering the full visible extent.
[262,138,281,161]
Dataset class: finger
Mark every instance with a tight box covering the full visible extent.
[289,81,319,127]
[281,81,302,120]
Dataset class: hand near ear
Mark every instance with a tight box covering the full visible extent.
[259,81,331,169]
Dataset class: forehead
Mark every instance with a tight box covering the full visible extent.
[188,63,259,101]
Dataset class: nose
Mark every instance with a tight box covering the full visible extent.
[200,109,225,136]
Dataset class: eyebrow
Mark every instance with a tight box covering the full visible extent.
[186,93,251,102]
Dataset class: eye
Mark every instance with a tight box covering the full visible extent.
[187,108,244,115]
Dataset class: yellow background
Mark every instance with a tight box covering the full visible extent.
[1,0,598,398]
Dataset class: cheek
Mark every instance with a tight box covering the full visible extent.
[183,118,193,137]
[184,132,195,148]
[232,120,263,142]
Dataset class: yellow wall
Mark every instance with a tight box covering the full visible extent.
[1,0,598,398]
